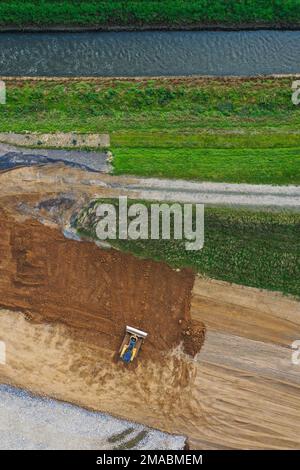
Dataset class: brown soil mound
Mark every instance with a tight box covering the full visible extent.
[0,207,195,359]
[182,320,206,357]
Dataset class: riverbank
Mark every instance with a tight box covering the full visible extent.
[1,77,300,185]
[2,76,299,131]
[1,1,300,31]
[2,23,300,33]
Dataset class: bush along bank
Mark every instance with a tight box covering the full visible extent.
[1,1,300,30]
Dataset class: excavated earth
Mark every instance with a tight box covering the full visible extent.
[0,206,197,359]
[1,161,300,449]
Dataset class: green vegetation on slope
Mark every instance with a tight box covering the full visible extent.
[1,78,300,184]
[75,201,300,297]
[0,1,300,28]
[2,79,300,133]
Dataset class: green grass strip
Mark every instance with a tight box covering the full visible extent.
[113,147,300,185]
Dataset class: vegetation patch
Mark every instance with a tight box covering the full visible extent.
[74,200,300,298]
[1,1,300,28]
[113,147,300,185]
[2,78,300,133]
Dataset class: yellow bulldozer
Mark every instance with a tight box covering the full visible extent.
[119,326,148,363]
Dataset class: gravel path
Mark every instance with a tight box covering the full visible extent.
[0,384,186,450]
[117,176,300,209]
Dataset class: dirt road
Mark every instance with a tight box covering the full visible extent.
[119,177,300,209]
[0,151,299,209]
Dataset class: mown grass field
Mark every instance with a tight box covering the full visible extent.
[75,201,300,297]
[0,1,300,28]
[113,147,300,185]
[1,78,300,184]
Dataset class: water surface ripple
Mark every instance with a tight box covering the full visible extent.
[0,30,299,76]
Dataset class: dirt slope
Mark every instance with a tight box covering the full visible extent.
[0,208,197,358]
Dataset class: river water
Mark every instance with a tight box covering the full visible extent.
[0,30,299,77]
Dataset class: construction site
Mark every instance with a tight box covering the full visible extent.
[0,147,299,449]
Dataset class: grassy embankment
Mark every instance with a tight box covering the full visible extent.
[1,78,300,184]
[0,1,300,28]
[75,201,300,297]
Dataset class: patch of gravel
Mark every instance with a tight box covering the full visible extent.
[0,384,186,450]
[0,132,110,148]
[0,143,111,173]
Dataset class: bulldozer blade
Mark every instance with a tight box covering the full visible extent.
[126,326,148,339]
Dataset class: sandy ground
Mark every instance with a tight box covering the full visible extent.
[190,277,300,448]
[0,384,186,450]
[0,275,299,449]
